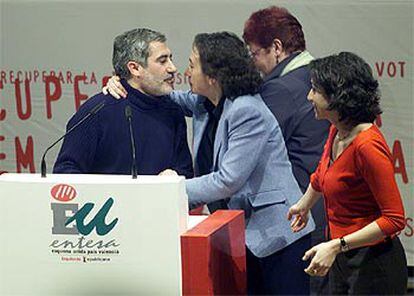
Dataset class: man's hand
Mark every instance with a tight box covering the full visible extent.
[159,169,178,176]
[102,75,128,99]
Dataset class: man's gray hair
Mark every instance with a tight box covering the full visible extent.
[112,28,166,79]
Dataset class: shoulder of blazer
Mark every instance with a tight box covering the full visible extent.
[225,94,262,112]
[221,94,275,133]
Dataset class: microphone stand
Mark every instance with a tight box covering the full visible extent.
[124,105,138,179]
[40,101,105,178]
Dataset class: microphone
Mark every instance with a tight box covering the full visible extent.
[124,105,138,179]
[40,101,106,178]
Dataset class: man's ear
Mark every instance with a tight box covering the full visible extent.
[126,61,143,78]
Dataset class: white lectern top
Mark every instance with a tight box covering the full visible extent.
[0,173,189,296]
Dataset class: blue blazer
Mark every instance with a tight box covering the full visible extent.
[170,91,315,258]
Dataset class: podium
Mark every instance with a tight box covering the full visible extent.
[182,210,246,295]
[0,173,246,295]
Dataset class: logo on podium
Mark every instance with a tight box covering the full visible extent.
[49,184,120,263]
[51,184,77,202]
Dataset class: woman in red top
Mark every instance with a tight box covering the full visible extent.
[287,52,407,294]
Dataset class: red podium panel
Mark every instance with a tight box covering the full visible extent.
[181,210,246,295]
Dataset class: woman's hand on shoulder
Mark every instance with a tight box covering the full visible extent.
[102,75,127,99]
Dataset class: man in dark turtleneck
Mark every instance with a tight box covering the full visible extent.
[53,28,193,178]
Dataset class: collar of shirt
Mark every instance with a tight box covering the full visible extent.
[263,51,301,83]
[204,96,225,121]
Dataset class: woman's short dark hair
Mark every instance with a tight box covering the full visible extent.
[309,52,382,126]
[193,32,262,99]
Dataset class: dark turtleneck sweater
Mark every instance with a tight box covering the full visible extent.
[53,80,193,178]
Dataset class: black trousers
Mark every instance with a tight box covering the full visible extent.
[329,237,408,295]
[246,234,311,295]
[310,227,330,295]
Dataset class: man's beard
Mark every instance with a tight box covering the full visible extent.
[141,73,174,97]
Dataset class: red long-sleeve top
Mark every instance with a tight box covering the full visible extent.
[310,125,405,241]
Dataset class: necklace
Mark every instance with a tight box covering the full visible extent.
[336,123,373,142]
[336,130,352,141]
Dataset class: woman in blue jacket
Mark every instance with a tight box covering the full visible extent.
[105,31,314,295]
